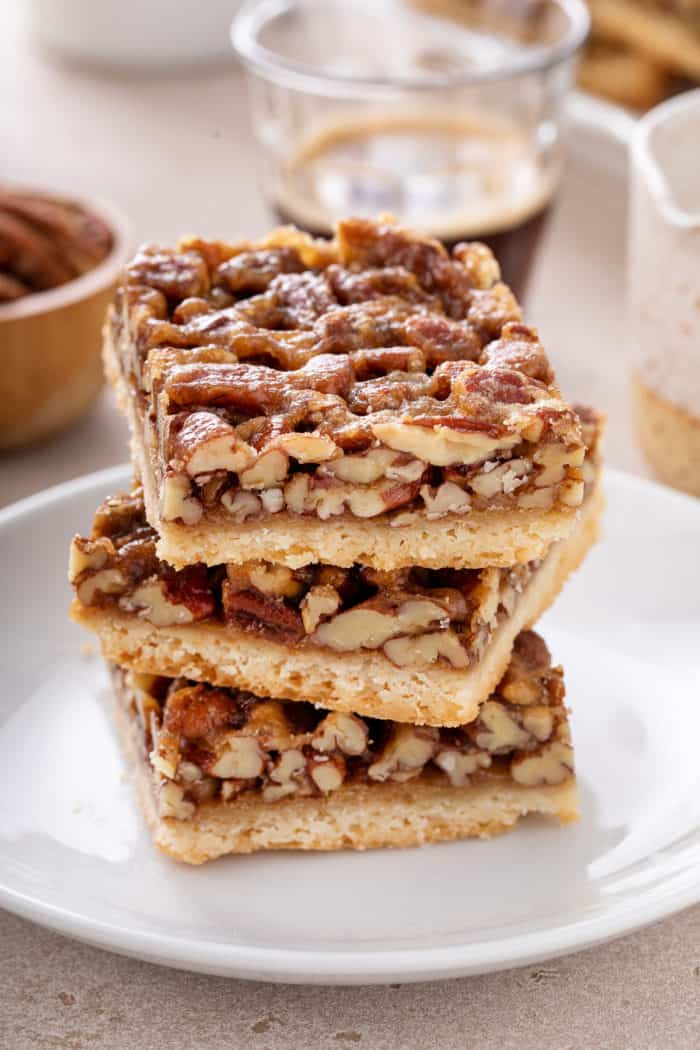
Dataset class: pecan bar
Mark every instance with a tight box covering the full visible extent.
[70,438,601,726]
[589,0,700,81]
[106,216,587,570]
[111,630,579,863]
[578,39,670,111]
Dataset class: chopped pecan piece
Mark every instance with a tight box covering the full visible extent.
[312,597,448,653]
[160,474,202,524]
[129,246,209,300]
[263,748,308,801]
[311,712,368,756]
[214,247,304,295]
[337,217,475,318]
[164,355,353,414]
[163,685,244,739]
[326,263,439,306]
[349,346,426,378]
[452,241,501,288]
[479,323,554,384]
[372,419,517,467]
[307,753,346,794]
[209,736,266,779]
[434,748,492,787]
[222,583,304,641]
[368,725,439,783]
[239,449,289,489]
[238,269,337,329]
[221,489,261,520]
[92,491,146,540]
[420,481,471,518]
[300,584,341,634]
[471,701,532,753]
[404,314,482,366]
[69,535,111,580]
[383,630,469,668]
[511,737,574,786]
[244,562,304,600]
[167,411,255,478]
[120,579,196,627]
[76,567,127,605]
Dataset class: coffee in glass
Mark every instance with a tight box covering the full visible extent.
[233,0,589,299]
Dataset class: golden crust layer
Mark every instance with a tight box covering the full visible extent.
[149,496,580,572]
[73,479,602,724]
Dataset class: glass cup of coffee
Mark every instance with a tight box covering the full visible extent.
[232,0,589,300]
[629,89,700,498]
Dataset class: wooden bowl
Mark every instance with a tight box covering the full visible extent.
[0,193,132,450]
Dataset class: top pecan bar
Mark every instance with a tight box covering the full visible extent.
[106,216,586,570]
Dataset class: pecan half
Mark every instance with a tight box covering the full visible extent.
[164,685,244,739]
[222,583,304,641]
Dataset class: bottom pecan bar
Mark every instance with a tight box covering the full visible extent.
[111,630,579,863]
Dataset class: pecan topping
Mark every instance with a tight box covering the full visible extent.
[327,264,439,306]
[161,566,216,620]
[403,313,482,366]
[479,324,554,384]
[164,354,354,413]
[129,246,210,301]
[167,411,255,478]
[112,216,591,527]
[237,269,337,329]
[215,247,304,295]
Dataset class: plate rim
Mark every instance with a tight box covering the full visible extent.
[1,464,699,984]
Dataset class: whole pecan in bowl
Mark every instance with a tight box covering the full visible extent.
[0,185,132,449]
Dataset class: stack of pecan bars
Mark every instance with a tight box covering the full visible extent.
[69,217,603,864]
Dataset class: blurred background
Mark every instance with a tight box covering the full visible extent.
[2,0,699,505]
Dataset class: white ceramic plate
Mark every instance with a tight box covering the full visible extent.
[1,465,699,984]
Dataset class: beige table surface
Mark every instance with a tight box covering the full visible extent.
[2,9,699,1049]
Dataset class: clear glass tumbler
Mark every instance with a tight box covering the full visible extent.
[231,0,589,300]
[629,89,700,498]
